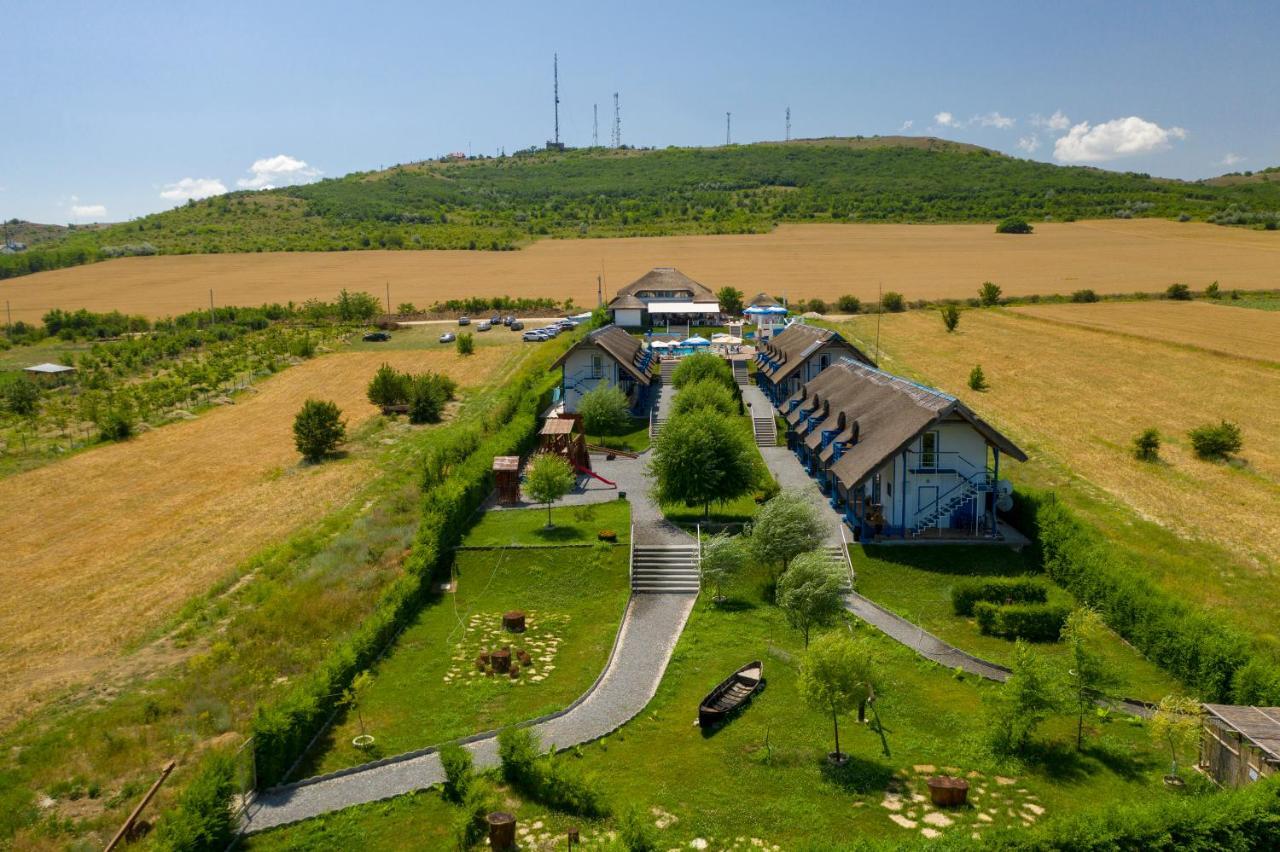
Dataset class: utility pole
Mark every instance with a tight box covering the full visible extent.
[5,300,11,332]
[612,93,621,148]
[593,103,598,147]
[553,53,560,146]
[596,275,602,307]
[875,281,883,363]
[209,289,215,325]
[385,282,391,315]
[726,112,731,145]
[786,106,791,141]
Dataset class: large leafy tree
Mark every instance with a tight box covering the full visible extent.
[670,351,736,392]
[1062,608,1122,749]
[776,551,846,646]
[716,286,745,317]
[700,532,748,603]
[577,383,631,443]
[799,632,882,761]
[749,490,828,575]
[671,377,737,418]
[293,398,347,463]
[650,409,757,518]
[525,453,576,528]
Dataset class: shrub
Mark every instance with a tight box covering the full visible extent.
[367,363,410,407]
[288,333,316,359]
[439,742,473,803]
[968,364,988,391]
[0,376,40,416]
[1189,421,1243,460]
[1205,280,1221,299]
[451,778,499,850]
[1133,427,1161,461]
[951,578,1048,616]
[978,281,1003,306]
[974,601,1070,642]
[805,297,828,314]
[97,408,135,442]
[671,377,738,418]
[986,641,1061,755]
[153,752,236,851]
[455,332,474,355]
[618,805,660,851]
[498,727,609,817]
[293,399,346,462]
[408,373,456,424]
[1071,288,1100,303]
[577,383,631,442]
[880,291,905,313]
[670,351,735,392]
[995,217,1033,234]
[1166,282,1194,300]
[940,304,960,332]
[836,294,861,314]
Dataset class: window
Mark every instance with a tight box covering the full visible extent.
[921,431,938,469]
[591,354,603,379]
[819,354,830,371]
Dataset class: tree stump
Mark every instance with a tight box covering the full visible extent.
[503,611,526,633]
[490,648,511,673]
[487,812,516,850]
[927,775,970,807]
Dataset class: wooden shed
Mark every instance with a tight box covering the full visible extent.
[493,456,521,505]
[1200,704,1280,787]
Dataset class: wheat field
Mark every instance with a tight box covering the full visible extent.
[5,219,1279,322]
[832,304,1280,636]
[0,344,509,723]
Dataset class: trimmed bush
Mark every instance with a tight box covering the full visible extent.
[974,602,1070,642]
[439,742,473,803]
[1010,490,1280,703]
[952,578,1048,615]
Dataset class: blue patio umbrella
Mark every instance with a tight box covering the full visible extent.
[744,305,788,316]
[681,336,711,346]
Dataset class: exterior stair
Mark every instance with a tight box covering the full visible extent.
[660,359,678,383]
[631,543,701,593]
[751,413,777,447]
[909,476,990,537]
[732,360,748,386]
[649,414,668,439]
[819,543,853,590]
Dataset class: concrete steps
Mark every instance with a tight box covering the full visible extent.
[732,361,749,386]
[751,415,777,447]
[820,543,853,590]
[632,543,700,593]
[659,360,678,383]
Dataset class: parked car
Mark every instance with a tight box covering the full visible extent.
[490,314,501,324]
[439,332,457,343]
[502,315,515,326]
[476,320,491,331]
[458,316,471,326]
[522,330,544,342]
[510,320,525,331]
[362,331,391,342]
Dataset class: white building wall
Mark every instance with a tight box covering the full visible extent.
[614,308,644,328]
[900,422,990,530]
[560,346,620,412]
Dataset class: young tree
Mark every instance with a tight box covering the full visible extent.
[341,671,375,741]
[366,363,409,407]
[577,383,631,443]
[1148,695,1202,777]
[987,641,1060,755]
[293,398,347,462]
[968,364,988,391]
[407,373,454,423]
[670,351,736,392]
[650,409,758,518]
[525,453,576,528]
[1062,608,1122,750]
[671,377,738,418]
[1133,427,1161,461]
[799,632,880,762]
[749,490,829,575]
[456,332,475,355]
[716,286,745,317]
[836,294,862,314]
[978,281,1003,306]
[0,377,39,416]
[1188,420,1243,460]
[700,532,748,603]
[940,304,960,333]
[776,551,846,646]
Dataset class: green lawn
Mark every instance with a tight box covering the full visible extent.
[851,545,1182,703]
[295,541,630,777]
[465,501,630,547]
[255,562,1182,849]
[585,416,651,454]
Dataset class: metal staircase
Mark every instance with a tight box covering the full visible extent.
[909,474,994,538]
[630,542,701,593]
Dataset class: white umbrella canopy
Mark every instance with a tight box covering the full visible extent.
[681,336,711,346]
[711,333,743,344]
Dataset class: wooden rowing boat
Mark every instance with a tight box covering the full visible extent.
[698,661,763,728]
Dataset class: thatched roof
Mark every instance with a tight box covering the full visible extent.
[757,324,873,384]
[749,292,782,307]
[785,359,1026,489]
[549,325,656,385]
[1204,705,1280,763]
[614,267,716,301]
[607,293,645,310]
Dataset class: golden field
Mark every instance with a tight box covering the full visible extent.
[5,219,1280,322]
[0,343,508,723]
[830,303,1280,637]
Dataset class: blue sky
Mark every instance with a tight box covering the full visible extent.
[3,0,1278,224]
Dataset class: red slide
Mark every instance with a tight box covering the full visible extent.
[574,463,617,488]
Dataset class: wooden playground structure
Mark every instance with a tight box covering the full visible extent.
[493,415,622,505]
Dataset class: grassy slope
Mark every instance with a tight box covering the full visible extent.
[464,500,630,547]
[8,140,1280,279]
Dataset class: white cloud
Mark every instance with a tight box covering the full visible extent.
[237,154,322,190]
[974,111,1015,129]
[1217,152,1245,168]
[1016,135,1041,153]
[1032,110,1071,131]
[1053,117,1187,163]
[160,177,228,202]
[70,204,107,218]
[934,111,958,128]
[897,119,914,132]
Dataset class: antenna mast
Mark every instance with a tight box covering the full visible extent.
[786,106,791,141]
[612,92,621,148]
[726,112,731,145]
[593,103,598,146]
[553,53,560,145]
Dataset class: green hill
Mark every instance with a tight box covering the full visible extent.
[5,137,1279,280]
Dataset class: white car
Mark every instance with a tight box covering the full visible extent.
[522,330,544,342]
[476,320,491,332]
[439,332,457,343]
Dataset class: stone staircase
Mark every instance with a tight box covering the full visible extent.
[631,542,701,593]
[820,543,853,590]
[751,412,777,447]
[732,360,748,386]
[660,359,678,383]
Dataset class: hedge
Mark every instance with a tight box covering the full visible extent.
[152,751,236,852]
[951,577,1048,616]
[981,775,1280,851]
[1011,489,1280,703]
[974,601,1069,642]
[250,338,572,788]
